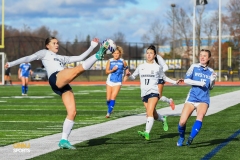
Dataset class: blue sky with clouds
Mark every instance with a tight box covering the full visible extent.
[3,0,230,42]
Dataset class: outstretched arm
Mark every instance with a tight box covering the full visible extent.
[184,79,205,87]
[5,50,46,68]
[65,38,99,63]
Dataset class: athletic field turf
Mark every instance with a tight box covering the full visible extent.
[0,85,239,159]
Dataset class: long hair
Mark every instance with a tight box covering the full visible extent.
[45,37,57,49]
[200,49,211,66]
[147,45,159,65]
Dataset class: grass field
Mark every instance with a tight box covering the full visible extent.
[0,85,240,159]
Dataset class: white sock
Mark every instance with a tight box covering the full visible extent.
[160,96,170,103]
[82,54,98,70]
[157,113,164,122]
[61,118,74,140]
[145,117,154,133]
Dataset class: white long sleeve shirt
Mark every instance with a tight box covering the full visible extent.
[7,41,98,78]
[128,62,177,97]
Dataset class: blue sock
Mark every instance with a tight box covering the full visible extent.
[106,100,110,106]
[21,86,25,94]
[25,86,28,94]
[190,120,202,139]
[178,124,186,138]
[107,100,115,114]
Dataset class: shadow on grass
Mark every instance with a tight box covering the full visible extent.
[189,137,240,148]
[75,138,112,148]
[158,132,190,139]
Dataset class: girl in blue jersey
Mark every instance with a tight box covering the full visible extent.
[18,63,33,96]
[177,49,217,146]
[105,46,130,118]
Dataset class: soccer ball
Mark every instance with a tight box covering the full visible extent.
[102,39,116,54]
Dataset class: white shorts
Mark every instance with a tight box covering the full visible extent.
[185,101,201,109]
[106,80,122,87]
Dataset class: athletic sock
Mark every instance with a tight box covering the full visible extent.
[25,86,28,94]
[106,100,110,106]
[190,120,202,139]
[178,124,186,138]
[82,54,98,70]
[61,118,74,140]
[107,100,115,113]
[160,96,170,103]
[146,117,154,133]
[22,86,25,94]
[157,113,164,122]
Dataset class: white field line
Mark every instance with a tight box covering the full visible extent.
[0,90,239,160]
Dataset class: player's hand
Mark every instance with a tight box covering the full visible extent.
[176,79,184,84]
[211,72,217,80]
[91,38,99,48]
[5,63,9,68]
[126,72,131,77]
[112,65,118,72]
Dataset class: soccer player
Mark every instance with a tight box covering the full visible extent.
[177,49,217,146]
[4,68,12,85]
[125,45,182,140]
[156,55,175,110]
[18,62,33,96]
[105,46,130,118]
[5,37,109,149]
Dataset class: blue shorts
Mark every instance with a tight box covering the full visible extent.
[158,79,165,84]
[142,93,159,103]
[48,71,72,96]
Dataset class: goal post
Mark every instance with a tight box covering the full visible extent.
[0,52,4,85]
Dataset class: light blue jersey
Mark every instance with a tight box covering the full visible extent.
[185,63,214,105]
[107,58,125,83]
[20,63,31,77]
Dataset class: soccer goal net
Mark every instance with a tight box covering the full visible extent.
[0,52,5,85]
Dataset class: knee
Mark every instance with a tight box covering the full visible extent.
[68,110,77,118]
[179,120,186,127]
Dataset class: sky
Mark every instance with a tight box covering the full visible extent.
[2,0,231,43]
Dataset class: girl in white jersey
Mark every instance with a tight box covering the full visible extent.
[156,55,175,110]
[177,49,217,147]
[125,45,182,140]
[105,46,130,118]
[5,37,109,149]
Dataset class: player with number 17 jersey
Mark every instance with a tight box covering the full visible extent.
[129,62,177,97]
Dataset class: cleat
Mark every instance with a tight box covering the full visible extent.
[106,113,110,118]
[138,131,150,140]
[169,98,175,110]
[162,116,168,131]
[186,137,193,146]
[58,139,76,149]
[95,41,109,60]
[177,137,185,147]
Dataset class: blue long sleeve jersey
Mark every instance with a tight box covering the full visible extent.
[185,63,215,105]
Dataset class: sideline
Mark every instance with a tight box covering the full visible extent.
[8,81,240,86]
[0,90,240,160]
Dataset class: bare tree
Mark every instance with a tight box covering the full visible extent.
[149,19,167,45]
[141,34,150,44]
[226,0,240,48]
[166,6,192,58]
[113,31,125,43]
